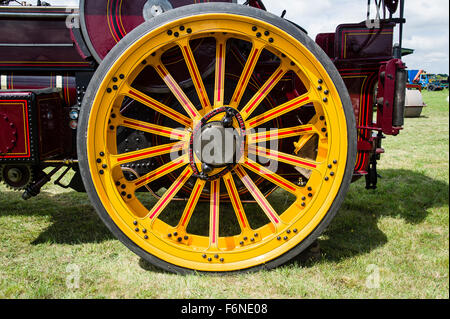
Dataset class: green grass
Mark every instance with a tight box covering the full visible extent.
[0,90,448,299]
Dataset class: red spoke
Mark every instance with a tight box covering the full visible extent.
[209,179,220,248]
[178,179,206,230]
[214,37,227,107]
[148,166,193,221]
[154,63,201,120]
[133,156,188,190]
[179,39,212,112]
[241,65,287,120]
[248,145,322,173]
[111,142,186,167]
[234,165,282,227]
[246,93,312,128]
[247,124,316,144]
[126,87,192,127]
[230,41,264,108]
[242,158,299,194]
[120,117,188,140]
[223,173,250,232]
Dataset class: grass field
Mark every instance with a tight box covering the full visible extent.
[0,90,448,299]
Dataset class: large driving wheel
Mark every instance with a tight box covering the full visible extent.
[78,3,356,273]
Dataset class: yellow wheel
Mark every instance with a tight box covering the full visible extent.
[78,3,356,273]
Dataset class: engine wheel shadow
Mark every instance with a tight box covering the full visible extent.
[287,168,448,267]
[0,168,447,272]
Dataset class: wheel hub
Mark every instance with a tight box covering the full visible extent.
[189,107,246,180]
[194,122,238,167]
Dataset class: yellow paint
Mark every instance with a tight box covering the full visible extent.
[85,14,349,271]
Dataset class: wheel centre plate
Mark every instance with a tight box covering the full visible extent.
[189,107,246,180]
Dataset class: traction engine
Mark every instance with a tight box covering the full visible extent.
[0,0,407,273]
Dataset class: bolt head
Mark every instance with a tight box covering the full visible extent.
[201,163,214,174]
[222,116,233,128]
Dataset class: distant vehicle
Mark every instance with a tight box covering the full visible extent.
[407,70,449,91]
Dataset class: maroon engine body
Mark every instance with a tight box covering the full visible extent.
[0,0,406,195]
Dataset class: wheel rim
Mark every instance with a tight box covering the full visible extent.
[85,13,349,271]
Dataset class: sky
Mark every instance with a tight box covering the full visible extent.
[23,0,449,74]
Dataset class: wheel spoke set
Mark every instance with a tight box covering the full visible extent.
[80,8,351,272]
